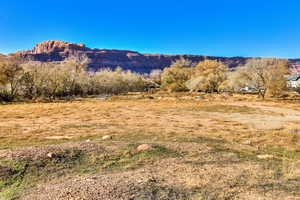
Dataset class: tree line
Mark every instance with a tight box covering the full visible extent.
[152,57,291,98]
[0,55,149,102]
[0,54,295,102]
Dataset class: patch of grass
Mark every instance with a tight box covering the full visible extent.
[92,144,182,171]
[129,178,197,200]
[0,161,27,200]
[181,104,262,114]
[0,144,181,199]
[0,149,85,200]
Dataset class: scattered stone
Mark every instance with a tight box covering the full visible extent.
[132,95,144,99]
[257,154,274,159]
[74,97,84,101]
[137,144,153,152]
[47,152,56,158]
[45,136,73,140]
[180,96,193,100]
[102,135,112,140]
[97,95,110,100]
[194,95,205,100]
[0,142,105,161]
[242,140,252,145]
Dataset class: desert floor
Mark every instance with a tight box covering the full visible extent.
[0,93,300,200]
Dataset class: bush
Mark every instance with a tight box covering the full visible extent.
[295,85,300,95]
[149,69,162,85]
[0,56,23,101]
[237,58,289,98]
[187,60,228,93]
[161,58,193,92]
[0,55,150,102]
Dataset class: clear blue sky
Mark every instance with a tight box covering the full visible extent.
[1,0,300,58]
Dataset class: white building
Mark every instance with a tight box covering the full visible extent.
[287,74,300,88]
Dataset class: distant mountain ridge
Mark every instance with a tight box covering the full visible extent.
[9,40,300,73]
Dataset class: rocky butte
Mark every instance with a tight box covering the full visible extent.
[12,40,300,73]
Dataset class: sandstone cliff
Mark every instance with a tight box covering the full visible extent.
[13,40,300,73]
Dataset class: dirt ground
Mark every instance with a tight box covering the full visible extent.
[0,94,300,199]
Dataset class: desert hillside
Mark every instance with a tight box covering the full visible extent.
[10,40,300,73]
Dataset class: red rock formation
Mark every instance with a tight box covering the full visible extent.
[13,40,300,73]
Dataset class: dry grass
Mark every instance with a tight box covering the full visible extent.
[1,96,299,150]
[0,94,300,199]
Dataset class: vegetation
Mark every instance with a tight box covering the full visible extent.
[187,59,228,93]
[236,58,290,98]
[0,55,295,146]
[0,56,150,102]
[0,56,23,101]
[149,69,162,85]
[0,56,295,102]
[1,55,300,199]
[0,96,300,199]
[295,85,300,94]
[161,58,193,92]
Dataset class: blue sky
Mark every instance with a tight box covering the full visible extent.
[1,0,300,58]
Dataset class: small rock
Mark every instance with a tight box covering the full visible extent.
[74,97,84,101]
[97,95,109,100]
[132,95,144,99]
[257,154,274,159]
[242,140,251,145]
[195,96,205,100]
[180,96,193,100]
[86,139,91,142]
[137,144,153,152]
[47,152,56,158]
[102,135,112,140]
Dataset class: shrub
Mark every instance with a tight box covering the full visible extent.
[237,58,289,98]
[161,58,193,92]
[187,60,228,93]
[295,84,300,95]
[0,56,24,101]
[0,54,150,102]
[149,69,162,85]
[19,60,149,100]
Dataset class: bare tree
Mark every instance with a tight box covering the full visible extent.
[237,58,290,98]
[0,56,24,100]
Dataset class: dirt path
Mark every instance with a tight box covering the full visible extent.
[208,102,300,129]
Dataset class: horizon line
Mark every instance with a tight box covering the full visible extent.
[1,39,300,60]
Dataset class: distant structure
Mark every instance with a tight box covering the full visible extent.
[287,74,300,88]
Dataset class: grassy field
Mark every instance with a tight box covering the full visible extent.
[0,93,300,199]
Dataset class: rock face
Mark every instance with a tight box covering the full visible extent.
[12,40,300,73]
